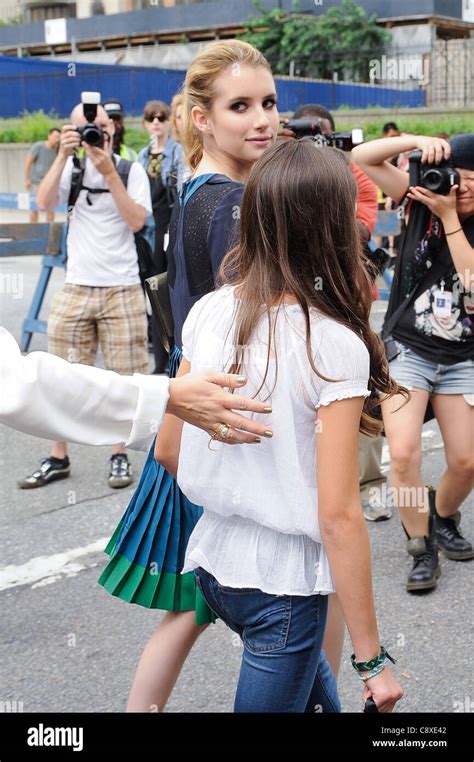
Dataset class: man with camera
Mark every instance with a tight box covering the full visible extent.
[18,96,152,491]
[353,133,474,593]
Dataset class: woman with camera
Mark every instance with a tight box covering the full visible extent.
[353,133,474,593]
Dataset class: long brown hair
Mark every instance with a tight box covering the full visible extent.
[181,39,272,170]
[218,140,408,436]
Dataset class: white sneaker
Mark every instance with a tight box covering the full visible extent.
[362,499,392,522]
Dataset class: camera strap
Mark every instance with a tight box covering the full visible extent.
[67,153,128,210]
[67,153,87,213]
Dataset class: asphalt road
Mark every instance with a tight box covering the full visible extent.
[0,255,472,713]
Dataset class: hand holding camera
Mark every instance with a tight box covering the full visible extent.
[407,182,459,223]
[58,124,82,159]
[413,135,451,166]
[407,136,461,221]
[409,139,459,197]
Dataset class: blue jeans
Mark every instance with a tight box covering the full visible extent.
[194,567,341,713]
[389,341,474,395]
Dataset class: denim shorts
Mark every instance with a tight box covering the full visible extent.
[194,566,341,713]
[389,341,474,395]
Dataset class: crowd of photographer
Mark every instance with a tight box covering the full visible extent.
[20,84,473,574]
[11,38,472,713]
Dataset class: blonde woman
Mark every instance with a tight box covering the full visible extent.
[99,40,280,712]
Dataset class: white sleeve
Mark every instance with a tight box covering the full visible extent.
[0,328,169,451]
[303,319,371,409]
[126,161,152,216]
[57,157,74,206]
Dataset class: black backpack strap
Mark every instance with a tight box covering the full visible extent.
[115,156,133,188]
[67,153,119,210]
[67,154,86,212]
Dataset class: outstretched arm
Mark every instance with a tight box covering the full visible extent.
[1,328,272,452]
[352,135,451,205]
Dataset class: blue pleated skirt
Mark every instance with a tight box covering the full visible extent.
[98,344,215,624]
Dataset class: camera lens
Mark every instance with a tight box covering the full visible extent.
[423,169,443,192]
[81,125,103,147]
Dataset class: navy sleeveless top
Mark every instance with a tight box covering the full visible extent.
[167,172,244,348]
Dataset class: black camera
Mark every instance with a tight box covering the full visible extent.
[364,240,390,281]
[285,118,364,151]
[408,150,460,195]
[76,91,104,147]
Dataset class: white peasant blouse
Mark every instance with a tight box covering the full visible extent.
[178,285,370,596]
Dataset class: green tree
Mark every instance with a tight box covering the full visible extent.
[0,15,24,27]
[240,0,391,81]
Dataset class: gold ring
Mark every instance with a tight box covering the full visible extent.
[214,423,230,439]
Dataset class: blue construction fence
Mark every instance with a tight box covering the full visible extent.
[0,55,425,118]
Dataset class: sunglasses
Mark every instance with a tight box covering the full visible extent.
[144,113,168,123]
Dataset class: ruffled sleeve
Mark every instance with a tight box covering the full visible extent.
[296,316,371,409]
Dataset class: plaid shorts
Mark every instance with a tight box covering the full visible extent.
[48,283,149,375]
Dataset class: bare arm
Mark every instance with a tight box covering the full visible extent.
[24,153,34,189]
[317,397,403,711]
[154,358,189,477]
[37,125,80,210]
[352,135,451,205]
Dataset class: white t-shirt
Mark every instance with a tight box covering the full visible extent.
[178,285,371,596]
[58,154,152,287]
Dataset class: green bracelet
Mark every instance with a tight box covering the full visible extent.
[350,645,396,673]
[358,664,386,682]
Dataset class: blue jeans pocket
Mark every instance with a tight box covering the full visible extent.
[216,589,292,654]
[243,601,291,653]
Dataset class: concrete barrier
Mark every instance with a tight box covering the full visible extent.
[0,144,31,194]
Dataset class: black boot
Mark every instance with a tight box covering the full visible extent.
[404,516,441,592]
[429,488,474,561]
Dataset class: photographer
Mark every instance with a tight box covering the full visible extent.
[353,133,474,593]
[18,100,152,491]
[281,103,378,242]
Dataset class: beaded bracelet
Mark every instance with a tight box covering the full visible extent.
[350,645,396,674]
[357,664,386,682]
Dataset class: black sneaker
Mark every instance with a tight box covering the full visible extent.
[17,456,70,489]
[108,454,133,489]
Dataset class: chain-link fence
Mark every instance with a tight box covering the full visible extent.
[429,38,474,107]
[288,38,473,108]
